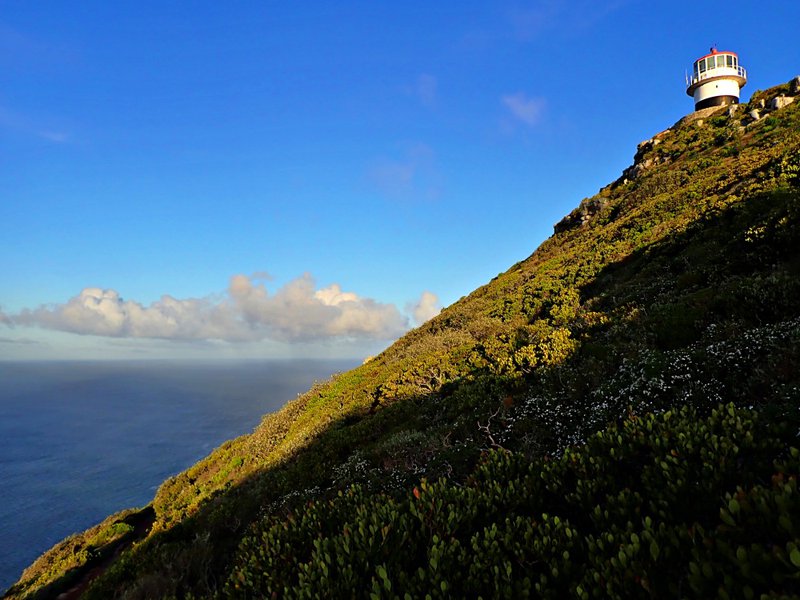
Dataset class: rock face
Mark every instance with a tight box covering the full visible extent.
[790,75,800,95]
[770,95,795,110]
[620,129,671,179]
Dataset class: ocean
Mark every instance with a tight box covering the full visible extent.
[0,359,356,592]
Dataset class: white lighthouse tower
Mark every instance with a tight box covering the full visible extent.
[686,48,747,111]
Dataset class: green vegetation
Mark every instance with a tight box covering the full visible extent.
[5,80,800,599]
[226,404,800,599]
[8,508,151,600]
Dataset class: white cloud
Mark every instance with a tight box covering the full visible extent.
[502,92,546,126]
[314,283,359,306]
[6,274,425,344]
[367,143,443,201]
[407,291,441,325]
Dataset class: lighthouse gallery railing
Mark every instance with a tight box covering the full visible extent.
[687,66,747,87]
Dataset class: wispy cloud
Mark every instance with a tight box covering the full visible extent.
[38,130,70,143]
[0,104,71,143]
[502,92,546,126]
[0,336,41,345]
[3,274,438,344]
[507,1,561,40]
[507,0,630,41]
[0,24,72,142]
[416,74,438,108]
[402,74,438,108]
[367,143,443,201]
[0,22,46,65]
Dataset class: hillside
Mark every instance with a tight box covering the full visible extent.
[5,78,800,599]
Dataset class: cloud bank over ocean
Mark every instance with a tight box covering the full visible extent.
[407,291,441,325]
[3,273,440,345]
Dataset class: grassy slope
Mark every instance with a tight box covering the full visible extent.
[5,80,800,599]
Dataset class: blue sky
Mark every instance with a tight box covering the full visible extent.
[2,1,799,360]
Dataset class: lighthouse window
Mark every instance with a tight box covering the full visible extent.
[726,55,733,67]
[699,59,707,73]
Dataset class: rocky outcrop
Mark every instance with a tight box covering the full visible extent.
[553,127,674,234]
[742,75,800,124]
[618,128,673,183]
[553,76,800,235]
[553,195,610,234]
[769,95,795,110]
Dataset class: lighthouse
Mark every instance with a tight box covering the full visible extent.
[686,48,747,111]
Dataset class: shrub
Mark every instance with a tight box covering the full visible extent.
[224,404,800,599]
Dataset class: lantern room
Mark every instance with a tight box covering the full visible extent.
[686,48,747,111]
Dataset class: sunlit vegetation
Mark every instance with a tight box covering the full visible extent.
[5,80,799,599]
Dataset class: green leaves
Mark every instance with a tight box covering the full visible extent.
[376,564,391,591]
[728,497,741,515]
[790,547,800,568]
[649,540,660,562]
[223,404,800,599]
